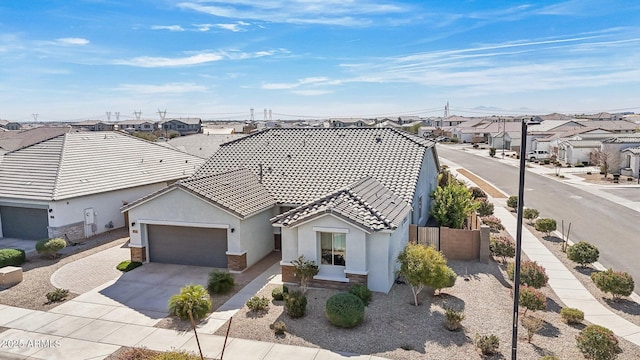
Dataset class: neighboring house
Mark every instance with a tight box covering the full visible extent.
[164,133,248,159]
[117,119,157,132]
[123,128,440,293]
[329,118,373,127]
[0,132,204,241]
[621,147,640,178]
[0,126,76,155]
[71,120,115,131]
[160,118,202,135]
[600,137,640,174]
[557,140,602,165]
[1,122,22,131]
[419,126,437,138]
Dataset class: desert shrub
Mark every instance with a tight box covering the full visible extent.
[540,356,560,360]
[489,147,496,157]
[0,248,26,267]
[246,296,269,312]
[36,238,66,258]
[271,320,286,335]
[476,198,495,216]
[153,350,201,360]
[284,291,307,318]
[474,334,500,355]
[444,307,465,331]
[431,265,457,295]
[535,218,557,238]
[469,186,486,199]
[561,307,584,324]
[521,315,544,343]
[575,162,585,167]
[523,208,540,224]
[207,271,235,295]
[480,215,504,232]
[507,260,549,288]
[591,269,635,301]
[576,325,620,360]
[116,260,142,272]
[292,255,319,293]
[325,293,365,328]
[567,241,600,268]
[507,195,518,210]
[490,235,515,263]
[46,288,69,303]
[519,285,547,315]
[349,284,372,306]
[271,285,289,301]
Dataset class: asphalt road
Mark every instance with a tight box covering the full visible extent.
[437,145,640,284]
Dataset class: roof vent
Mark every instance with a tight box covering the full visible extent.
[376,136,382,143]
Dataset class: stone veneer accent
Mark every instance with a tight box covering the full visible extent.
[479,225,491,264]
[346,273,368,286]
[227,253,247,272]
[282,264,368,291]
[281,264,299,284]
[130,247,146,262]
[48,221,84,242]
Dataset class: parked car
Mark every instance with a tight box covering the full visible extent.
[436,136,451,142]
[526,149,550,161]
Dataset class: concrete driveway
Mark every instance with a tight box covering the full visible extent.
[49,263,219,326]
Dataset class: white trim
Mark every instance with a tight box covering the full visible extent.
[129,244,144,249]
[225,250,247,256]
[313,275,349,283]
[139,219,230,229]
[280,261,293,266]
[286,213,372,234]
[313,226,349,234]
[344,269,368,276]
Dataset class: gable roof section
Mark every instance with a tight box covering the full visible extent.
[271,177,411,232]
[193,128,436,205]
[622,146,640,155]
[0,132,205,201]
[0,126,75,152]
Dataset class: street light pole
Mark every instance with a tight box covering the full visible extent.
[511,118,539,359]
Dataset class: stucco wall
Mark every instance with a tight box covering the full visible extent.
[367,232,392,293]
[413,148,438,225]
[238,208,275,268]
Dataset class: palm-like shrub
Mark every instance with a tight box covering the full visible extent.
[168,284,212,360]
[507,260,549,288]
[325,293,365,328]
[576,325,620,360]
[207,271,235,295]
[567,241,599,268]
[490,235,515,263]
[591,269,635,301]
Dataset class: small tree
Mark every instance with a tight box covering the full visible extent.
[567,241,599,268]
[397,243,447,306]
[576,325,620,360]
[591,269,635,301]
[476,198,494,216]
[507,260,548,288]
[507,195,518,210]
[522,208,539,225]
[535,218,557,238]
[168,285,211,360]
[430,182,479,229]
[489,147,496,157]
[490,235,515,263]
[519,285,547,315]
[431,265,457,295]
[521,315,544,343]
[291,255,319,293]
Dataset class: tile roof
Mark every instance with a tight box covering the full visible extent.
[602,136,640,143]
[165,133,248,159]
[0,126,76,152]
[193,127,437,205]
[622,146,640,155]
[271,177,411,232]
[161,118,202,125]
[0,131,205,201]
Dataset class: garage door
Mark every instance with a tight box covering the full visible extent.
[147,224,228,268]
[0,206,49,240]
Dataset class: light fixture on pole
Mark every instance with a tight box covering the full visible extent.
[511,117,541,360]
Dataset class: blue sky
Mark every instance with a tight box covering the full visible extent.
[1,0,639,121]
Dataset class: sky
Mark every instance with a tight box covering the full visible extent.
[1,0,640,122]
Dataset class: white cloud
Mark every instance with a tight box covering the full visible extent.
[151,25,185,31]
[55,37,90,46]
[115,53,224,67]
[115,83,207,94]
[291,89,333,96]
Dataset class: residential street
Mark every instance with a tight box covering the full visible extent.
[437,145,640,284]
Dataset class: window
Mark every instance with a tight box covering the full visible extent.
[320,232,346,266]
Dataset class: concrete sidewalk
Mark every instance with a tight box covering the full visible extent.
[444,159,640,347]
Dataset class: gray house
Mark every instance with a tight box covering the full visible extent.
[160,118,202,135]
[123,128,440,292]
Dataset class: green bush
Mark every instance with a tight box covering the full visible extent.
[535,218,557,238]
[507,195,518,210]
[567,241,600,268]
[540,356,560,360]
[271,320,286,335]
[476,198,495,216]
[284,291,307,318]
[480,215,504,232]
[325,293,365,328]
[575,162,585,167]
[349,284,372,306]
[431,265,457,295]
[46,288,69,303]
[519,285,547,315]
[591,269,635,301]
[271,285,289,301]
[153,350,201,360]
[507,260,548,288]
[489,147,496,157]
[490,235,515,263]
[246,296,269,312]
[560,307,584,324]
[523,208,540,225]
[474,334,500,355]
[207,271,235,295]
[0,249,26,267]
[576,325,620,360]
[521,315,543,343]
[116,260,142,272]
[444,307,464,331]
[469,186,486,199]
[36,238,66,258]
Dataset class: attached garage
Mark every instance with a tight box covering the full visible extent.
[147,224,228,268]
[0,205,49,240]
